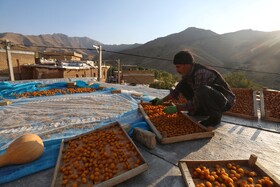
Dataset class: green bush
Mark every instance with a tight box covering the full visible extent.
[224,72,261,89]
[149,70,178,89]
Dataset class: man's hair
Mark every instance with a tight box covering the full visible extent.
[173,50,194,64]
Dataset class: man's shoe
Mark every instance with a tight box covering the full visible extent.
[199,116,221,127]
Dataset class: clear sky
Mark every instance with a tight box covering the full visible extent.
[0,0,280,45]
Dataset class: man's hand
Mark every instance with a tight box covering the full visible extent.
[150,97,163,105]
[163,106,178,114]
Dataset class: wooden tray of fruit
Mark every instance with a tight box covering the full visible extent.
[138,102,214,144]
[51,122,148,187]
[178,154,280,187]
[260,88,280,123]
[224,88,258,120]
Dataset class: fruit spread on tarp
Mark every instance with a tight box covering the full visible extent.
[0,78,168,184]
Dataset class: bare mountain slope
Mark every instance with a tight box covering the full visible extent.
[1,28,280,88]
[108,28,280,89]
[0,33,141,57]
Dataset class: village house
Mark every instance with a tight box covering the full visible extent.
[40,51,83,61]
[0,48,155,84]
[0,49,109,82]
[120,65,155,85]
[21,62,109,82]
[0,49,35,80]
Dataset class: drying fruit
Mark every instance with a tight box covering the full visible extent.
[56,123,144,186]
[192,162,274,187]
[140,103,205,138]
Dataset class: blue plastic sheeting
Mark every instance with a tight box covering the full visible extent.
[0,82,40,99]
[0,139,61,184]
[0,80,155,184]
[128,121,150,136]
[0,81,101,100]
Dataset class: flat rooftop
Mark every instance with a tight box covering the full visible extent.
[0,79,279,186]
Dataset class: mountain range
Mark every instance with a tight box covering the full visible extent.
[0,27,280,89]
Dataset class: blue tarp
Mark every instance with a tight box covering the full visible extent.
[0,81,102,100]
[0,80,152,184]
[0,139,61,184]
[0,120,149,184]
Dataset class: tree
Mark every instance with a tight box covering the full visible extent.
[224,72,261,89]
[149,70,179,89]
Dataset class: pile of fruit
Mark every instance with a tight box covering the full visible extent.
[263,89,280,119]
[140,103,205,138]
[15,88,97,98]
[192,162,274,187]
[56,124,143,186]
[170,93,188,104]
[228,88,255,117]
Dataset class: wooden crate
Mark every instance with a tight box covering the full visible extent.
[179,154,280,187]
[97,86,106,91]
[67,82,76,88]
[0,100,12,106]
[224,88,258,120]
[111,90,122,94]
[51,122,148,187]
[260,88,280,123]
[138,102,214,144]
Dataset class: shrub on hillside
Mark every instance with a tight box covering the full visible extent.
[224,72,261,89]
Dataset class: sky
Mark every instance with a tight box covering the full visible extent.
[0,0,280,45]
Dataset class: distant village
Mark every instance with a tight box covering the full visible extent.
[0,46,155,85]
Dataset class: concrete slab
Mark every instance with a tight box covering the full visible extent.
[222,114,280,133]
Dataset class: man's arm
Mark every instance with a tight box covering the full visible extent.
[162,94,173,102]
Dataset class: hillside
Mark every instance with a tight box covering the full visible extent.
[1,28,280,89]
[107,28,280,89]
[0,33,141,58]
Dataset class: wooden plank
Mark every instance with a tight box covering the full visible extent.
[95,164,148,187]
[178,161,196,187]
[178,154,280,187]
[260,90,266,118]
[262,115,280,123]
[253,90,258,118]
[224,111,258,120]
[255,162,280,186]
[161,131,214,144]
[50,140,64,187]
[138,102,214,144]
[138,104,163,141]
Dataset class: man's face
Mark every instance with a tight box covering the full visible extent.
[175,64,192,75]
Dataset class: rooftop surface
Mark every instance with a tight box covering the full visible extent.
[1,79,279,187]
